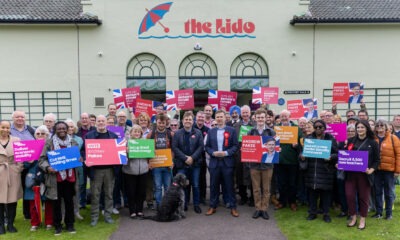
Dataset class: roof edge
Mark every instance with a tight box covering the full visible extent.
[0,19,102,25]
[290,18,400,25]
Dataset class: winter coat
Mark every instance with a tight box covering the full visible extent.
[302,133,338,191]
[172,128,204,168]
[123,157,149,175]
[375,132,400,173]
[0,136,23,203]
[23,160,39,200]
[38,138,78,200]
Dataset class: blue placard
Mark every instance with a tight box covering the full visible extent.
[47,146,82,171]
[302,139,332,159]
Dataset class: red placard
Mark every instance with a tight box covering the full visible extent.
[241,136,263,162]
[208,90,237,111]
[166,89,194,110]
[113,87,141,109]
[332,82,349,103]
[85,139,127,167]
[287,100,304,120]
[135,98,157,118]
[252,87,279,104]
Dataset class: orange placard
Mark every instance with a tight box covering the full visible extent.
[150,149,173,168]
[274,126,298,144]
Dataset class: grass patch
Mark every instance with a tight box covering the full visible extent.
[0,201,119,240]
[275,186,400,240]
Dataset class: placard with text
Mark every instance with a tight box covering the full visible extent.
[208,90,237,111]
[13,139,45,162]
[166,89,194,110]
[85,139,127,167]
[113,87,141,109]
[274,126,298,144]
[128,139,155,158]
[149,149,173,168]
[47,146,82,171]
[338,150,368,172]
[252,87,279,104]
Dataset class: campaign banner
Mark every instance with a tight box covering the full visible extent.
[274,126,298,144]
[242,136,280,163]
[107,126,125,139]
[332,82,364,104]
[13,139,45,162]
[261,136,280,164]
[208,90,237,111]
[238,125,253,142]
[241,136,263,162]
[302,139,332,159]
[113,87,141,109]
[286,100,304,119]
[47,146,82,171]
[252,87,279,104]
[85,139,127,167]
[128,139,155,158]
[134,98,160,118]
[150,149,173,168]
[338,150,368,172]
[302,98,318,120]
[166,89,194,111]
[326,123,347,142]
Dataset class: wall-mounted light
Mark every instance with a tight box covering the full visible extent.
[98,51,103,57]
[291,51,297,56]
[194,43,202,51]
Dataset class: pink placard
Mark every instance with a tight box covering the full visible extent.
[134,98,157,118]
[287,100,304,120]
[252,87,279,104]
[326,123,347,142]
[13,139,46,162]
[85,139,127,167]
[166,89,194,110]
[113,87,141,109]
[208,90,237,111]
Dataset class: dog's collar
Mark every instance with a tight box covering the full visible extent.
[172,182,178,186]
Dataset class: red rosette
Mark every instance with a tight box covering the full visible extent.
[347,143,354,150]
[224,131,230,147]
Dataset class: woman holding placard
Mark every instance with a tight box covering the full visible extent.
[0,120,23,234]
[123,125,149,219]
[372,119,400,220]
[24,125,54,231]
[299,120,338,223]
[344,120,380,230]
[39,122,79,236]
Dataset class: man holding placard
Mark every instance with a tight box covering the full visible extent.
[247,108,276,220]
[172,111,204,213]
[84,115,118,227]
[233,105,255,206]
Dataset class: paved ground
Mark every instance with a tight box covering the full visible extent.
[110,203,287,240]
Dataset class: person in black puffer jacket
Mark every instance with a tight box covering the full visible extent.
[300,120,338,223]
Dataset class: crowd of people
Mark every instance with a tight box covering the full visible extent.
[0,101,399,235]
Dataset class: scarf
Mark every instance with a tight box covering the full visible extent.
[52,135,72,180]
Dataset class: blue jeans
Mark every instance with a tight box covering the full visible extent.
[374,170,396,216]
[152,167,172,206]
[177,167,200,207]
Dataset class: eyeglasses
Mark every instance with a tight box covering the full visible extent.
[314,126,324,129]
[211,124,216,127]
[170,124,178,127]
[36,132,46,136]
[376,124,385,128]
[117,116,126,118]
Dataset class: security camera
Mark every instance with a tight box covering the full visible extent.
[98,51,103,57]
[194,43,202,50]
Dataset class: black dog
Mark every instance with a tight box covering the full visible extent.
[145,173,187,222]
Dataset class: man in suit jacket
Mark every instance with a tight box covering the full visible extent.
[205,110,239,217]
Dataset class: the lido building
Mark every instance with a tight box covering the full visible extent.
[1,0,400,125]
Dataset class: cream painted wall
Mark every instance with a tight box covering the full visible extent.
[79,0,313,115]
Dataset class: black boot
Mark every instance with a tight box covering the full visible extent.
[6,203,17,233]
[0,204,5,235]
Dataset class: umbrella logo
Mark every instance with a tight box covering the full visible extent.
[138,2,173,35]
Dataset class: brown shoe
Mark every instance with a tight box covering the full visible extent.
[271,195,280,207]
[205,208,216,216]
[274,203,284,210]
[290,203,297,212]
[231,209,239,217]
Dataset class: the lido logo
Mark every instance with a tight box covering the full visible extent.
[138,2,256,39]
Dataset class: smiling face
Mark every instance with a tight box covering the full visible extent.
[352,86,360,96]
[204,105,213,119]
[265,140,276,153]
[313,122,325,136]
[256,113,266,128]
[183,116,193,130]
[356,123,367,138]
[55,123,68,140]
[215,112,226,127]
[66,122,75,135]
[12,111,26,128]
[0,121,11,138]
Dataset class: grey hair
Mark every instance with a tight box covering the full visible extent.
[241,105,251,112]
[35,125,50,136]
[280,109,291,116]
[43,113,57,122]
[64,118,78,134]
